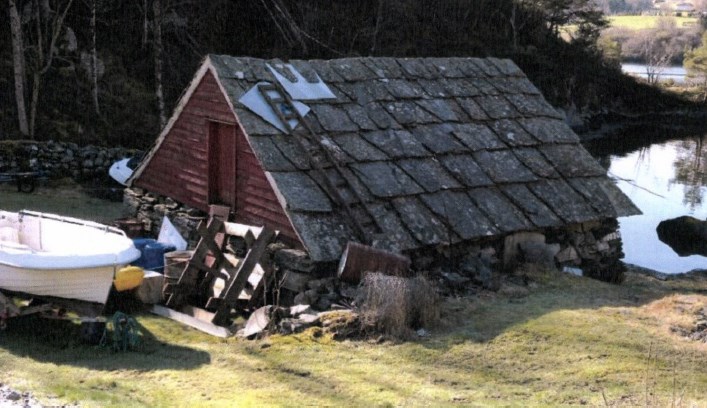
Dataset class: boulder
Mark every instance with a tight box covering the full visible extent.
[656,216,707,257]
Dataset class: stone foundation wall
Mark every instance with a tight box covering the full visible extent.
[123,187,205,246]
[0,140,135,180]
[125,187,626,283]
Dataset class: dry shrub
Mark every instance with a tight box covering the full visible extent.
[359,273,439,339]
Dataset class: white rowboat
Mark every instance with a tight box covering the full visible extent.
[0,210,141,304]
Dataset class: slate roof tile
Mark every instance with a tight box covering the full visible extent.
[220,78,247,104]
[500,184,563,228]
[473,150,537,183]
[310,104,359,132]
[268,172,332,212]
[528,180,598,224]
[518,118,579,143]
[335,81,393,104]
[426,58,466,78]
[350,161,424,197]
[269,135,311,170]
[342,104,379,131]
[513,147,560,178]
[397,158,462,192]
[440,154,493,187]
[332,133,388,161]
[288,212,353,261]
[468,188,534,232]
[591,177,642,217]
[308,59,346,82]
[363,129,429,158]
[314,167,374,204]
[505,77,542,95]
[455,58,485,77]
[469,78,501,95]
[385,79,425,99]
[362,57,404,78]
[234,107,281,136]
[412,124,466,154]
[476,96,519,120]
[568,177,641,218]
[506,94,563,118]
[452,123,507,151]
[421,191,498,239]
[442,79,482,97]
[398,58,436,79]
[364,102,402,129]
[359,58,387,79]
[210,55,255,80]
[416,99,460,122]
[392,196,450,245]
[540,144,607,177]
[383,101,440,125]
[248,136,297,172]
[288,60,321,83]
[457,98,489,121]
[488,58,524,77]
[416,79,449,98]
[567,177,618,218]
[470,58,503,77]
[489,119,538,146]
[368,203,418,252]
[330,58,378,81]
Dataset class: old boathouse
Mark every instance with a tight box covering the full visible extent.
[126,55,640,279]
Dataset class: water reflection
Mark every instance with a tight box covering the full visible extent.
[670,137,706,210]
[606,136,707,273]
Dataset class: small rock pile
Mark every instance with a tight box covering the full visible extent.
[688,307,707,342]
[1,383,44,408]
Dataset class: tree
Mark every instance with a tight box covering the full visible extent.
[153,0,165,129]
[18,0,76,138]
[8,0,29,136]
[685,31,707,100]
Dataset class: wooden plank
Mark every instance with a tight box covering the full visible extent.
[223,222,263,239]
[212,226,276,326]
[151,305,232,338]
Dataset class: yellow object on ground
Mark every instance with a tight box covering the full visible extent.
[114,266,145,291]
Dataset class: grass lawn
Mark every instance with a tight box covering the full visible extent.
[608,15,699,30]
[0,181,125,224]
[1,267,706,407]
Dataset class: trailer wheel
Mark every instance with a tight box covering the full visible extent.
[16,176,35,193]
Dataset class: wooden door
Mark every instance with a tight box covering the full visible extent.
[208,122,236,208]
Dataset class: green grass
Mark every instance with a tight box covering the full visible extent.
[1,268,706,407]
[608,15,699,30]
[0,181,125,224]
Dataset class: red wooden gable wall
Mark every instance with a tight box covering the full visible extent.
[133,69,299,241]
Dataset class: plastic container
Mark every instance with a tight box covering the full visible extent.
[131,239,175,271]
[114,266,145,291]
[143,242,176,272]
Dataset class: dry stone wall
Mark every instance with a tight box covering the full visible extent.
[0,140,135,180]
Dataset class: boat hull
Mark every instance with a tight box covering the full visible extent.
[0,264,117,304]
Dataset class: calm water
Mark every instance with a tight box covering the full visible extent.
[621,63,688,83]
[602,137,707,273]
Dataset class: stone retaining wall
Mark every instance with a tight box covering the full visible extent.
[0,140,135,180]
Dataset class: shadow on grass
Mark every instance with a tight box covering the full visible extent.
[0,312,211,371]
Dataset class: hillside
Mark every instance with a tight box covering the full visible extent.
[0,0,694,148]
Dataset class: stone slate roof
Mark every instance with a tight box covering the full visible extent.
[208,55,640,262]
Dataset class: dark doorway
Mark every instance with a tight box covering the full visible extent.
[208,122,236,207]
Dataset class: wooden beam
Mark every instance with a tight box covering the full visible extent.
[151,305,232,338]
[212,226,275,326]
